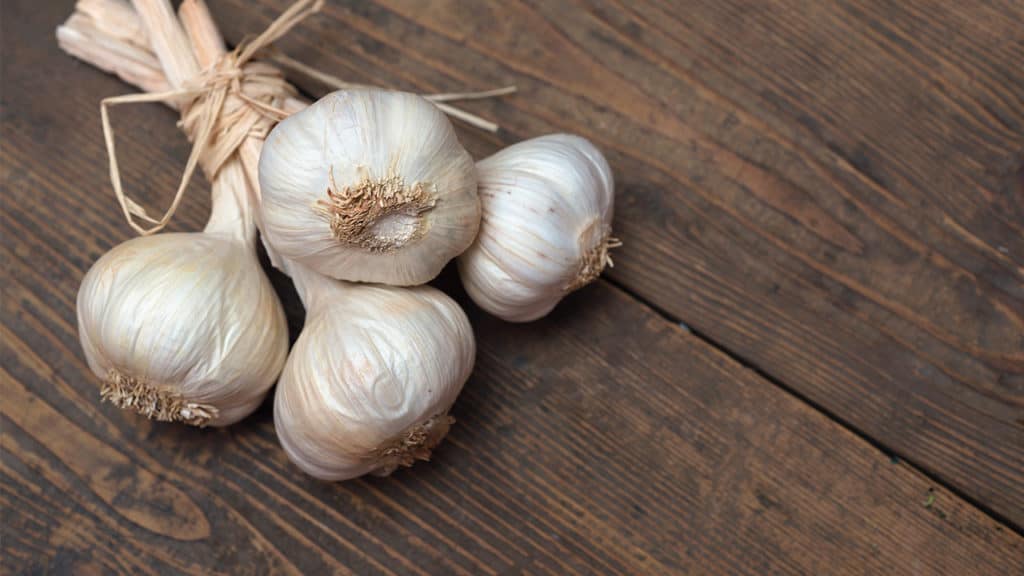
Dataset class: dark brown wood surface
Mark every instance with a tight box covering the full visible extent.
[2,0,1022,574]
[209,0,1024,526]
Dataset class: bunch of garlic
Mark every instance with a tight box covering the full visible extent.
[68,0,526,482]
[259,89,480,286]
[458,134,618,322]
[272,263,475,481]
[77,60,616,484]
[261,115,619,481]
[77,163,289,426]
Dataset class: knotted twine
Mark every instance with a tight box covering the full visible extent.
[101,0,322,235]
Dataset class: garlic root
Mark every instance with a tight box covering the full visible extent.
[100,371,219,427]
[315,167,437,253]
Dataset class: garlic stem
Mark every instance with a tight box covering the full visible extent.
[130,0,200,88]
[124,0,252,243]
[78,0,151,49]
[178,0,251,243]
[278,258,328,311]
[203,161,255,242]
[56,12,172,96]
[178,0,225,66]
[177,0,295,265]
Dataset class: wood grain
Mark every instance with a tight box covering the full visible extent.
[198,0,1024,525]
[2,0,1023,574]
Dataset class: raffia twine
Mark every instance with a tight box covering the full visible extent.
[101,0,514,236]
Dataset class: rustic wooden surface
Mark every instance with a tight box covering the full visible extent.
[2,0,1023,574]
[218,0,1024,525]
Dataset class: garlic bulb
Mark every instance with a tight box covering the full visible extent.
[274,263,474,480]
[77,164,288,426]
[458,134,618,322]
[259,88,480,286]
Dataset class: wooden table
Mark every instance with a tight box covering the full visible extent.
[3,1,1022,573]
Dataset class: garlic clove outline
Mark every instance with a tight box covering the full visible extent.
[273,264,475,481]
[77,232,289,427]
[258,88,480,287]
[458,133,618,322]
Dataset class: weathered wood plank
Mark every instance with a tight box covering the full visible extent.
[2,0,1022,574]
[200,0,1024,524]
[4,233,1024,573]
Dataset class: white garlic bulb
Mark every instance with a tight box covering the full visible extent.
[258,88,480,286]
[458,134,618,322]
[274,263,475,481]
[77,165,289,427]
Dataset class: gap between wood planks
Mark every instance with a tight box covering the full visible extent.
[600,274,1024,537]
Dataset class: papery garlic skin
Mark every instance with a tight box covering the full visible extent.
[274,276,475,481]
[259,89,480,286]
[458,134,617,322]
[77,233,288,427]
